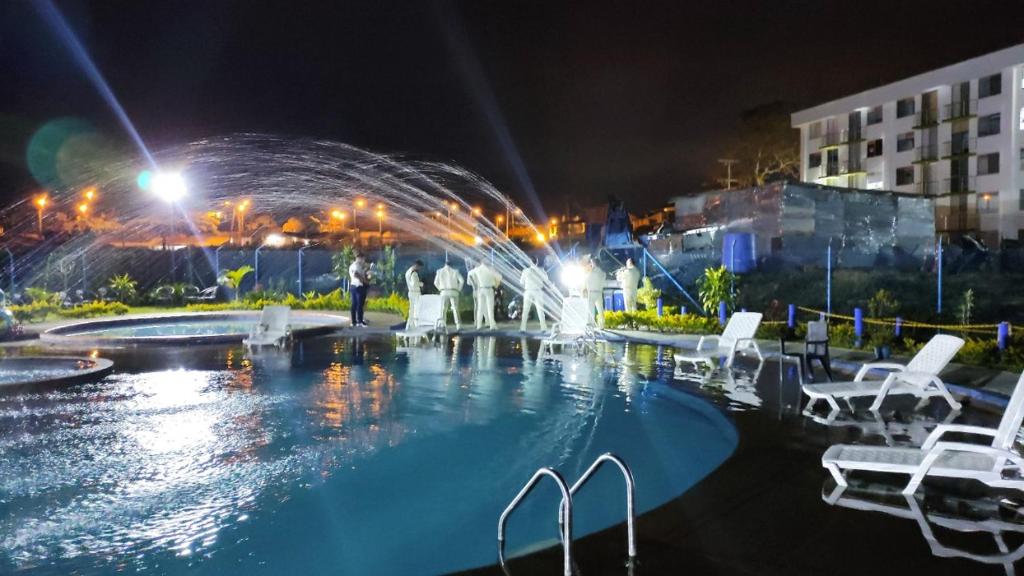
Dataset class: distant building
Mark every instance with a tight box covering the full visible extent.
[791,43,1024,244]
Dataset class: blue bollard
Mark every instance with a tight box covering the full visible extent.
[740,307,747,313]
[718,301,727,326]
[787,304,796,329]
[895,317,902,338]
[998,322,1010,351]
[854,308,864,344]
[680,306,687,316]
[656,297,663,317]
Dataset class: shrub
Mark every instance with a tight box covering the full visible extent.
[367,292,409,317]
[10,301,58,323]
[604,310,720,334]
[59,301,129,319]
[697,265,737,314]
[108,273,138,304]
[636,277,661,311]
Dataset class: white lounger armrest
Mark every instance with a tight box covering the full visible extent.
[922,424,1000,449]
[855,362,906,382]
[696,335,719,351]
[905,441,1024,494]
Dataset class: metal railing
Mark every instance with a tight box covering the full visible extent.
[558,453,638,560]
[819,132,841,148]
[941,137,976,157]
[943,176,976,195]
[498,467,574,576]
[913,144,939,163]
[498,454,637,574]
[912,110,939,127]
[840,128,863,143]
[914,180,939,196]
[943,99,977,121]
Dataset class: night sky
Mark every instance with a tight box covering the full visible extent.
[1,0,1023,212]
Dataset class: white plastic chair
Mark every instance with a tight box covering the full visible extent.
[540,296,601,355]
[673,312,763,369]
[803,334,965,413]
[395,294,444,345]
[244,306,291,351]
[822,370,1024,495]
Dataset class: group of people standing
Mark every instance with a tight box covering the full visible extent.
[400,254,643,333]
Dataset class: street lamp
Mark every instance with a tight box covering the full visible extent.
[376,207,385,236]
[214,242,229,282]
[472,206,482,216]
[235,200,250,244]
[83,187,96,202]
[34,195,47,236]
[297,241,320,296]
[254,234,286,290]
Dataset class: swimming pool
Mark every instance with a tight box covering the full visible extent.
[0,356,113,389]
[0,335,737,574]
[40,312,344,346]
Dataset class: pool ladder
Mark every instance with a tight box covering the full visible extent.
[497,453,637,576]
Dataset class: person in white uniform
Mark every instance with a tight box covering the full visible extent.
[433,259,464,330]
[467,259,502,330]
[583,258,607,329]
[616,257,642,312]
[404,259,424,329]
[519,256,548,332]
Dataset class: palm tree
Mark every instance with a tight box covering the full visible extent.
[108,273,138,304]
[223,265,253,301]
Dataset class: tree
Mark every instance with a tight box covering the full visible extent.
[375,246,398,295]
[222,265,253,301]
[332,245,357,290]
[713,101,800,188]
[108,273,138,303]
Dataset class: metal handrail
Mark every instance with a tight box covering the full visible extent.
[498,467,574,576]
[558,453,638,560]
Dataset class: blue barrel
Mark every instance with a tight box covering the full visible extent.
[612,291,625,311]
[722,232,756,273]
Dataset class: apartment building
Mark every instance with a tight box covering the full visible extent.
[791,44,1024,244]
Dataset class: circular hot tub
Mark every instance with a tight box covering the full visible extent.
[41,311,345,346]
[0,356,114,390]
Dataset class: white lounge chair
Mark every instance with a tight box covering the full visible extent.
[822,370,1024,495]
[395,294,443,345]
[244,305,291,350]
[540,296,600,356]
[823,484,1024,574]
[673,312,763,369]
[803,334,965,413]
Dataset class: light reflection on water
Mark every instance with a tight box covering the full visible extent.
[0,335,738,575]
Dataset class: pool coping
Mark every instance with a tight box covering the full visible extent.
[39,311,347,347]
[0,355,114,391]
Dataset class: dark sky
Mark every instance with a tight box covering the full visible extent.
[2,0,1023,212]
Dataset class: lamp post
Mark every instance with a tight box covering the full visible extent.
[214,242,229,282]
[34,195,47,236]
[236,200,250,245]
[254,234,285,290]
[354,198,366,244]
[297,242,319,296]
[376,207,385,236]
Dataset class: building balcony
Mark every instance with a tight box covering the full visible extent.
[914,180,940,196]
[911,110,940,128]
[818,132,842,149]
[942,176,976,195]
[840,128,864,144]
[943,99,977,122]
[941,138,976,158]
[912,145,939,163]
[839,160,866,175]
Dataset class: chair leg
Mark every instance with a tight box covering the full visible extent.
[824,462,848,487]
[822,356,834,382]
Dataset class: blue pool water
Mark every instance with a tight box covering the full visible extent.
[66,319,323,338]
[0,336,737,574]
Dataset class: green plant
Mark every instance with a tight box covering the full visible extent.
[958,288,975,327]
[59,301,129,319]
[696,265,737,314]
[222,265,254,301]
[636,277,661,311]
[332,245,357,284]
[108,273,138,304]
[374,246,399,295]
[867,288,899,319]
[24,287,59,305]
[604,310,720,334]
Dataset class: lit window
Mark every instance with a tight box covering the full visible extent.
[978,192,998,214]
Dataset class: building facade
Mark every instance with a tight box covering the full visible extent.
[791,44,1024,244]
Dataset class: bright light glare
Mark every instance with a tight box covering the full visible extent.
[264,233,286,248]
[151,172,187,203]
[560,262,586,291]
[474,235,484,245]
[535,232,545,243]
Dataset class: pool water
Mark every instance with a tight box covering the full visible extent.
[0,358,94,384]
[67,319,322,338]
[0,336,737,575]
